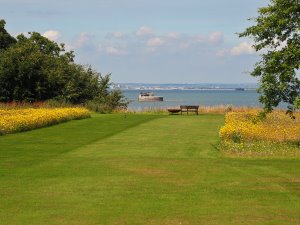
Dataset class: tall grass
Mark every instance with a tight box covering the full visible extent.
[0,100,77,109]
[120,105,262,114]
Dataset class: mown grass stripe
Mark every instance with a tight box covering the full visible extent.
[0,114,299,225]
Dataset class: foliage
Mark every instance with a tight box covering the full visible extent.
[56,64,100,104]
[0,19,16,50]
[0,19,127,112]
[85,74,128,113]
[0,107,90,135]
[0,32,72,102]
[0,31,99,103]
[239,0,300,113]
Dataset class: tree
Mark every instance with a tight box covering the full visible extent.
[97,74,128,110]
[0,32,75,102]
[0,19,128,111]
[86,73,128,113]
[239,0,300,113]
[0,19,16,50]
[58,64,101,104]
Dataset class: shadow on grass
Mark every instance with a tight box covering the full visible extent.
[0,114,163,169]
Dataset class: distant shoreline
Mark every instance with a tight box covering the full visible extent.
[112,83,258,91]
[120,88,257,91]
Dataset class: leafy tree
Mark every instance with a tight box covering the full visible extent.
[239,0,300,113]
[59,65,101,104]
[86,74,128,113]
[0,19,16,50]
[0,19,127,111]
[0,32,74,102]
[97,74,128,110]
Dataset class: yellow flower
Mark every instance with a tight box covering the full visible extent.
[219,110,300,143]
[0,108,91,135]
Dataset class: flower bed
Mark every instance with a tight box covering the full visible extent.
[219,110,300,157]
[0,108,91,135]
[220,110,300,143]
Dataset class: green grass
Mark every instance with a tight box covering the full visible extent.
[0,114,300,225]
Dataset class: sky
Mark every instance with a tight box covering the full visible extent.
[1,0,270,84]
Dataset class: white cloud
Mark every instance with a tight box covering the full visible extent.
[105,46,126,56]
[67,28,227,58]
[166,32,181,39]
[178,32,224,50]
[194,34,206,43]
[73,32,94,48]
[192,32,223,45]
[230,42,255,56]
[208,32,223,45]
[179,42,190,49]
[147,37,164,47]
[43,30,61,41]
[136,26,154,37]
[112,31,125,38]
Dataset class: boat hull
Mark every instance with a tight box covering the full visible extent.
[138,96,163,102]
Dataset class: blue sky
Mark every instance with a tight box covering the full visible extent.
[1,0,269,83]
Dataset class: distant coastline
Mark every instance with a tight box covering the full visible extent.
[112,83,258,91]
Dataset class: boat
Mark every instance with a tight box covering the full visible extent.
[138,92,163,102]
[235,88,245,91]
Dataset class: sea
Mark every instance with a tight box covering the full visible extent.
[123,89,261,110]
[118,83,264,110]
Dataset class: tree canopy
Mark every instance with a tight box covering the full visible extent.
[0,19,16,50]
[239,0,300,113]
[0,19,127,111]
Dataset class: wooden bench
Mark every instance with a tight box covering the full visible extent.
[180,105,199,115]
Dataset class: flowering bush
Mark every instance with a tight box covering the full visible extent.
[219,110,300,157]
[220,110,300,143]
[0,108,90,135]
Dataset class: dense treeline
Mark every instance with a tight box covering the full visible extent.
[0,19,127,112]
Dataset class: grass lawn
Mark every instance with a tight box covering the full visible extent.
[0,114,300,225]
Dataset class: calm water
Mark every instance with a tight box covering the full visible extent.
[123,89,262,110]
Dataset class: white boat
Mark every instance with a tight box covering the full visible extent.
[138,92,163,102]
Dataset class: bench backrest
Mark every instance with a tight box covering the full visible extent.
[180,105,199,109]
